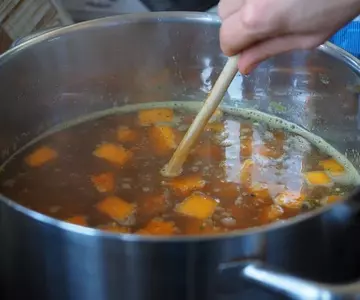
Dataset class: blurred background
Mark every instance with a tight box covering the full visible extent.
[2,0,358,58]
[0,0,218,53]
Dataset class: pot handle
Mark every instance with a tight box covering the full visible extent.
[219,260,360,300]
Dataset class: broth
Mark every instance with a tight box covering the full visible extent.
[0,102,357,236]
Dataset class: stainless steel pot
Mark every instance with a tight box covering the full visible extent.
[1,12,360,300]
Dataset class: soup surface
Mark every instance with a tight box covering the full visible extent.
[0,102,357,236]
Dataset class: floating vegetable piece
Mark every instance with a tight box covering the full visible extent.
[25,146,58,167]
[260,204,284,222]
[93,143,133,166]
[327,195,342,204]
[117,126,139,143]
[148,125,178,155]
[239,159,254,186]
[165,174,206,195]
[319,159,345,176]
[274,191,305,209]
[304,171,332,186]
[250,183,272,200]
[65,215,88,226]
[138,108,174,126]
[137,219,176,235]
[91,172,115,193]
[96,196,135,221]
[176,192,217,220]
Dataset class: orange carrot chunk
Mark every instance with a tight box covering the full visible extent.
[250,183,271,199]
[117,126,139,143]
[138,108,174,126]
[148,125,178,155]
[239,159,254,186]
[304,171,332,186]
[327,195,342,204]
[256,145,283,159]
[261,205,284,222]
[93,143,133,166]
[165,174,206,195]
[98,224,130,233]
[96,196,135,221]
[205,122,224,133]
[25,146,58,167]
[240,138,253,157]
[319,159,345,176]
[240,124,253,157]
[91,172,115,193]
[274,191,305,209]
[176,192,217,220]
[65,216,88,226]
[137,219,176,236]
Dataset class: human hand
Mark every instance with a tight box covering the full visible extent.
[219,0,360,73]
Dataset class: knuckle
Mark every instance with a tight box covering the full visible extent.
[240,5,261,31]
[241,0,280,33]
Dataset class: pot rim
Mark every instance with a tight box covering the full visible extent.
[1,11,360,243]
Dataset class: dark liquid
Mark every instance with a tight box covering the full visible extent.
[0,107,354,235]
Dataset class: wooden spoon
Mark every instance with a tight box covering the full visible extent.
[161,55,239,177]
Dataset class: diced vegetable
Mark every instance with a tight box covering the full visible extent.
[98,223,130,233]
[138,108,174,126]
[239,159,254,186]
[327,195,342,204]
[65,215,88,226]
[240,124,253,157]
[274,191,305,209]
[176,192,217,220]
[25,146,58,167]
[319,159,345,176]
[256,145,283,159]
[205,123,224,133]
[165,174,206,195]
[250,183,271,200]
[261,204,284,222]
[240,138,253,157]
[117,126,139,143]
[137,219,176,235]
[91,172,115,193]
[93,143,133,166]
[304,171,332,186]
[148,125,178,155]
[96,196,135,221]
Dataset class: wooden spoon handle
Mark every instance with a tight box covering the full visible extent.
[162,55,239,177]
